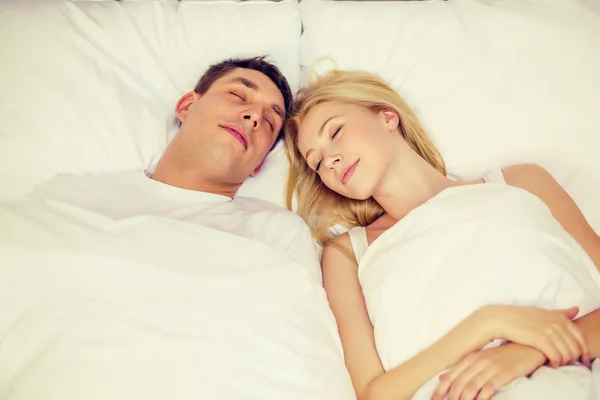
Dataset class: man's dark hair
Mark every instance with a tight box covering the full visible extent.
[194,56,293,145]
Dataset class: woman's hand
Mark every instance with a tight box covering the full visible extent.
[431,343,546,400]
[478,305,591,367]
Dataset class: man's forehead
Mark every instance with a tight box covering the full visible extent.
[216,68,279,93]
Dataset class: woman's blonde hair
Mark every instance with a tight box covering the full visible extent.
[285,70,446,245]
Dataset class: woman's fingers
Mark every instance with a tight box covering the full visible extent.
[451,366,496,400]
[536,320,588,367]
[432,374,451,400]
[548,328,571,367]
[431,353,480,400]
[447,360,491,400]
[558,307,579,321]
[537,336,562,367]
[432,359,472,400]
[556,325,581,365]
[563,320,591,366]
[475,370,515,400]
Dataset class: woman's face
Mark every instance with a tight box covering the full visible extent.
[297,101,401,200]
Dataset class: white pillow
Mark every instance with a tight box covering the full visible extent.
[300,0,600,231]
[0,0,300,205]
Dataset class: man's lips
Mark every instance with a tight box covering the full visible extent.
[341,160,359,185]
[220,125,249,149]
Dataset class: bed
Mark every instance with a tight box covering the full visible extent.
[1,0,599,399]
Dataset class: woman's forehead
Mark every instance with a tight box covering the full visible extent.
[302,101,345,127]
[302,101,372,129]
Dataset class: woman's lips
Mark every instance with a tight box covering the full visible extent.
[341,160,359,185]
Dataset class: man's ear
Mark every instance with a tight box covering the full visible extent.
[175,91,200,123]
[249,158,267,178]
[380,109,400,132]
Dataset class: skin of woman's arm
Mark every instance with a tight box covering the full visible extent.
[504,163,600,359]
[321,236,499,400]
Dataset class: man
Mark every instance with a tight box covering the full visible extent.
[20,57,313,262]
[131,56,319,264]
[149,56,292,198]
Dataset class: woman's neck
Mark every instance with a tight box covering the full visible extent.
[372,150,464,220]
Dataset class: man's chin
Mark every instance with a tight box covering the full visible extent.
[219,171,254,187]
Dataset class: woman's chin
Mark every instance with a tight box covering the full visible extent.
[344,191,372,201]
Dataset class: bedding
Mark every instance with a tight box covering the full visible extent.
[418,360,600,399]
[0,174,355,399]
[357,182,600,398]
[1,0,599,398]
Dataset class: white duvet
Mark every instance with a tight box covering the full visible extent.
[358,183,600,399]
[0,190,355,400]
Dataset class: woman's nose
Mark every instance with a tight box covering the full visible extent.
[325,154,342,170]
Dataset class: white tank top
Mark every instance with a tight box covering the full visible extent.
[347,168,507,264]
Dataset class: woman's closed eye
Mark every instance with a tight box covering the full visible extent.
[316,159,323,172]
[315,126,342,172]
[331,126,341,141]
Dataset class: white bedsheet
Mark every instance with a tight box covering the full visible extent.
[358,183,600,399]
[416,360,600,400]
[0,197,355,400]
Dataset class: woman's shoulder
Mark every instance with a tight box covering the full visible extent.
[501,163,569,208]
[501,163,551,182]
[323,215,398,264]
[479,164,554,189]
[326,232,352,248]
[324,233,357,265]
[499,164,562,197]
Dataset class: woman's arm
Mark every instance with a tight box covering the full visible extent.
[433,311,600,400]
[504,163,600,358]
[321,238,492,400]
[322,235,585,400]
[432,342,547,400]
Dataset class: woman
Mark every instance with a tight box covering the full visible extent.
[284,70,600,400]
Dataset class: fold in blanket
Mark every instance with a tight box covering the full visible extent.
[0,200,355,400]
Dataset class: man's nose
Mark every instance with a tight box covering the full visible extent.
[240,104,261,130]
[243,114,257,128]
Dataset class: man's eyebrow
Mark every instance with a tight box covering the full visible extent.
[229,76,285,122]
[229,76,258,91]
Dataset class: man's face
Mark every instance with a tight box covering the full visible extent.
[175,68,286,185]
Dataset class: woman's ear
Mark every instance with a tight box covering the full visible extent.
[175,92,200,123]
[380,109,400,132]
